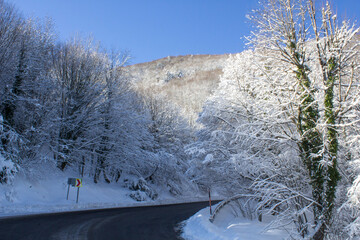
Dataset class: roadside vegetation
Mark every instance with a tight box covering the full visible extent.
[0,0,196,202]
[1,0,360,239]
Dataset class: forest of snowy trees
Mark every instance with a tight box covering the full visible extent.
[2,0,360,239]
[0,0,195,201]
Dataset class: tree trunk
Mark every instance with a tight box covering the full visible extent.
[312,222,326,240]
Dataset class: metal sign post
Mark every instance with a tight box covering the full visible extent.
[76,187,80,203]
[67,178,75,200]
[66,178,82,203]
[66,183,70,200]
[209,188,212,215]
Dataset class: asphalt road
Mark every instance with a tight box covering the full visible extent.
[0,201,215,240]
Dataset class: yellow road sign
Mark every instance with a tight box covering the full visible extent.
[75,178,82,187]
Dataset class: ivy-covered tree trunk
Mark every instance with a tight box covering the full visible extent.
[294,59,324,238]
[323,57,340,232]
[298,73,323,218]
[309,56,341,240]
[283,19,325,235]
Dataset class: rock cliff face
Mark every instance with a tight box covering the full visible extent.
[126,54,230,125]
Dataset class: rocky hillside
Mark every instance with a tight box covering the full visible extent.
[126,54,230,125]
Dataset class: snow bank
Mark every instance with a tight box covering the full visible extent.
[0,166,214,218]
[181,205,288,240]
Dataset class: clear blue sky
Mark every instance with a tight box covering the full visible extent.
[8,0,360,64]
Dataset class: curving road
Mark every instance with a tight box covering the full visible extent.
[0,201,215,240]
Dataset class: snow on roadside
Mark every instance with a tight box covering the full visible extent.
[0,167,215,218]
[181,205,289,240]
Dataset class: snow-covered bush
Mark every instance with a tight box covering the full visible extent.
[128,177,158,201]
[0,153,16,184]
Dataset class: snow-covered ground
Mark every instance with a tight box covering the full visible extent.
[181,204,289,240]
[0,164,210,218]
[1,164,288,240]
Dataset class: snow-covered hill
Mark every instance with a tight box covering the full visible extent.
[127,54,230,125]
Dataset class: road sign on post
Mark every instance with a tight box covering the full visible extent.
[75,178,82,203]
[75,178,82,187]
[68,178,76,186]
[66,178,83,203]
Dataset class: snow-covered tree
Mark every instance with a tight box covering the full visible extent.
[247,0,360,238]
[49,38,105,171]
[0,0,24,164]
[0,1,54,181]
[190,0,360,238]
[138,91,195,195]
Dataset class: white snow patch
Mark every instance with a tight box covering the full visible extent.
[181,205,288,240]
[0,166,219,218]
[202,154,214,165]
